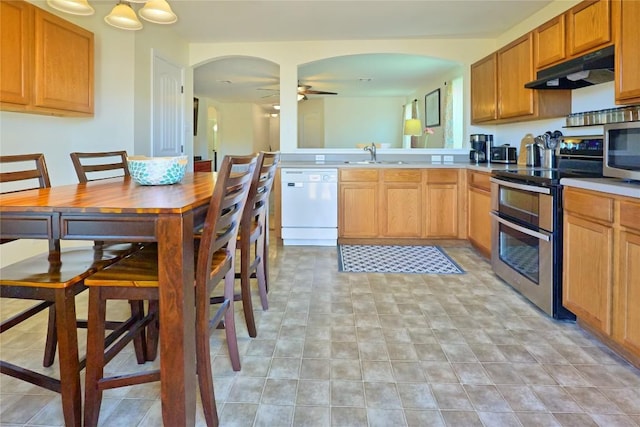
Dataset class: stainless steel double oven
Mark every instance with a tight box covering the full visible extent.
[489,136,604,320]
[489,174,573,319]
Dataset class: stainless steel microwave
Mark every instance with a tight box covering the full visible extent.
[603,121,640,181]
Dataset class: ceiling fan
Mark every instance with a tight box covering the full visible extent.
[258,83,338,99]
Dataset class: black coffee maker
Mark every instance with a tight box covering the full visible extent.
[469,134,491,163]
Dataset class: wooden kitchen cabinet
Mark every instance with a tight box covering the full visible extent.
[470,33,571,124]
[0,0,94,116]
[470,53,497,123]
[339,169,379,238]
[614,0,640,104]
[534,15,566,70]
[563,187,640,368]
[614,201,640,361]
[380,169,422,238]
[563,188,614,334]
[338,168,463,241]
[424,169,459,238]
[1,1,31,106]
[567,0,612,57]
[467,170,492,257]
[563,210,614,333]
[498,34,536,119]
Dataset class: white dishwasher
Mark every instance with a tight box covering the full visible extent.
[281,168,338,246]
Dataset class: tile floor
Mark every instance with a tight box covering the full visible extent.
[1,241,640,426]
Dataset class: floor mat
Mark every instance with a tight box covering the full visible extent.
[338,244,465,274]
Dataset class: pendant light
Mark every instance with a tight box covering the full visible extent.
[104,2,143,31]
[47,0,178,31]
[47,0,94,16]
[139,0,177,24]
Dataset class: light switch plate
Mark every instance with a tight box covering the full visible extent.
[315,154,325,162]
[444,155,454,163]
[431,155,442,163]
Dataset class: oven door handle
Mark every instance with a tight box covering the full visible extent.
[490,177,551,195]
[490,212,552,242]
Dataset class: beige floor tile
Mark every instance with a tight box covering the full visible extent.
[3,241,640,426]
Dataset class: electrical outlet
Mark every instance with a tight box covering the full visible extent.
[444,155,454,163]
[315,154,325,162]
[431,155,442,163]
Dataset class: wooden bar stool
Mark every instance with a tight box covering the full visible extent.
[0,153,139,427]
[82,154,257,427]
[230,151,280,337]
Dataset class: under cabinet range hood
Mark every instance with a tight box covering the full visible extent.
[525,45,615,90]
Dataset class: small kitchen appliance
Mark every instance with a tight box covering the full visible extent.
[490,144,517,164]
[469,134,489,164]
[603,121,640,181]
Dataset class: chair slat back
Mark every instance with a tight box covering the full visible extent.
[0,154,51,244]
[70,151,130,183]
[0,153,51,193]
[243,151,280,227]
[196,154,257,286]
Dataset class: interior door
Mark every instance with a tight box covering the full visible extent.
[152,52,183,157]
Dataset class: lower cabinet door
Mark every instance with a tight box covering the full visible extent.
[339,183,378,238]
[615,229,640,354]
[563,213,613,334]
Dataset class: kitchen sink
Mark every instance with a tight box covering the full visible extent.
[344,160,407,165]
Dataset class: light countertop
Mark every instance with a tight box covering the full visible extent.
[279,161,520,172]
[561,177,640,199]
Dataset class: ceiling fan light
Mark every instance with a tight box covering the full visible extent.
[273,104,280,110]
[47,0,94,16]
[139,0,177,24]
[105,2,143,30]
[297,94,305,101]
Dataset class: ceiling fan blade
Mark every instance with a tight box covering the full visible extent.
[301,89,338,95]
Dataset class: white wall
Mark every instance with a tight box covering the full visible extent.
[324,97,406,148]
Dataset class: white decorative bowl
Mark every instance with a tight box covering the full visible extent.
[127,156,188,185]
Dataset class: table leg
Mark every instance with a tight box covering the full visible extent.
[54,286,82,427]
[157,214,196,426]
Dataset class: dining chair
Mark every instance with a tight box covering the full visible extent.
[69,150,130,182]
[0,153,141,427]
[229,151,280,338]
[82,154,257,427]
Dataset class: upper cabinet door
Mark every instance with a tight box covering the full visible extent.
[470,53,497,124]
[33,8,94,114]
[498,33,535,119]
[567,0,612,56]
[0,1,32,106]
[614,0,640,104]
[534,15,566,70]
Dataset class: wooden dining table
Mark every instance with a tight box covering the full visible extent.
[0,172,215,426]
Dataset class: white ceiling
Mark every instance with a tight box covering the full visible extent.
[182,1,553,105]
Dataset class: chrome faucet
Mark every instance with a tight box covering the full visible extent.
[363,143,377,162]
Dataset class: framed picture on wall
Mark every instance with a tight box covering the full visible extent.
[193,97,199,136]
[424,89,440,127]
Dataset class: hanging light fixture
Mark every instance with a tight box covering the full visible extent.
[104,2,143,31]
[48,0,177,31]
[47,0,94,16]
[139,0,177,24]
